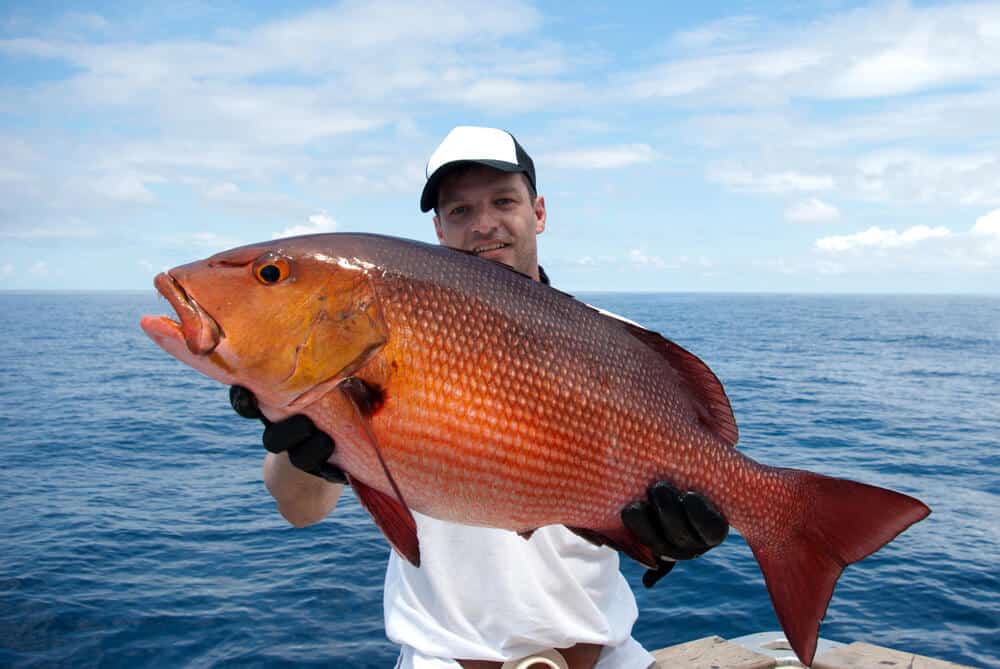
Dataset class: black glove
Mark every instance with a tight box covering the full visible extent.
[621,481,729,588]
[229,386,347,484]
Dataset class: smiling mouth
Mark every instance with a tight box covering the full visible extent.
[473,242,510,255]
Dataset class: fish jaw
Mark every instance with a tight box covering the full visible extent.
[140,312,238,388]
[142,271,252,392]
[153,272,220,355]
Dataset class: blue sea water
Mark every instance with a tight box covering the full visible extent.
[0,291,997,668]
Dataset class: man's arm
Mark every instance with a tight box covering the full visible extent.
[231,386,347,527]
[263,451,344,527]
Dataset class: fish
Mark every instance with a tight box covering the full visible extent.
[140,232,930,665]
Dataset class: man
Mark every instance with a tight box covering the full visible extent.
[231,126,728,669]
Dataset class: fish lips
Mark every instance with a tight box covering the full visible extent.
[152,272,221,356]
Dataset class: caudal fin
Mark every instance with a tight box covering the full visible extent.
[747,471,929,665]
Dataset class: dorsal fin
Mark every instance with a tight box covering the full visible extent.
[593,307,739,447]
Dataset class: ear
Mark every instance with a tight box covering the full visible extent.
[433,214,446,243]
[533,195,546,235]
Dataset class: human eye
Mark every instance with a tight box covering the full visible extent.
[494,197,515,207]
[448,205,468,217]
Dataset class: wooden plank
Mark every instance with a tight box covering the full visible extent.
[650,635,776,669]
[813,641,975,669]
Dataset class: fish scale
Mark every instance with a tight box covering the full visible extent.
[141,232,929,665]
[345,253,741,533]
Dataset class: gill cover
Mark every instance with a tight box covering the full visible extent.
[282,262,389,405]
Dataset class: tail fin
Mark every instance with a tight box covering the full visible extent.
[747,471,929,665]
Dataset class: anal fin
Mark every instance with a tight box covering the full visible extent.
[567,526,657,568]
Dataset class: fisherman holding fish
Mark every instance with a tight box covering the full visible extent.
[230,127,730,669]
[145,125,927,667]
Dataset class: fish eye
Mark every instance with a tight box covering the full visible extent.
[253,255,291,285]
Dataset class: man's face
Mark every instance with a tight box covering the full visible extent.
[433,165,546,281]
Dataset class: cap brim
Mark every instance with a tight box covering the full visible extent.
[420,159,526,212]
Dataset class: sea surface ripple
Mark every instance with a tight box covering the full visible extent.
[0,292,997,668]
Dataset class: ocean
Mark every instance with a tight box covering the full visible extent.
[0,292,997,668]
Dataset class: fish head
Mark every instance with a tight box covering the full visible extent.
[141,236,389,414]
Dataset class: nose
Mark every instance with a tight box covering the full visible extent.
[469,208,499,236]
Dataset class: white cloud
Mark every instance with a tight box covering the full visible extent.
[710,168,834,193]
[679,255,715,269]
[572,250,714,271]
[825,4,1000,99]
[92,173,158,205]
[176,231,247,251]
[28,261,48,276]
[1,263,13,278]
[698,141,1000,208]
[627,47,826,101]
[816,225,952,252]
[200,181,313,219]
[4,2,999,293]
[629,248,667,268]
[575,255,617,267]
[544,144,657,170]
[785,198,841,224]
[0,0,584,263]
[803,211,1000,278]
[433,78,586,112]
[274,212,337,239]
[207,182,240,199]
[969,208,1000,259]
[972,208,1000,237]
[853,150,1000,205]
[1,223,98,240]
[626,2,1000,104]
[672,16,759,50]
[622,249,714,271]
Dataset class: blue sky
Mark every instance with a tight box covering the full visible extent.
[1,1,998,292]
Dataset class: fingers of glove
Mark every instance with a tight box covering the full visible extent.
[622,498,699,560]
[648,482,707,559]
[680,492,729,548]
[642,559,676,589]
[621,500,663,553]
[230,386,263,420]
[262,415,318,454]
[286,432,335,473]
[315,462,348,485]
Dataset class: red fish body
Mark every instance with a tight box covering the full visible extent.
[141,233,930,665]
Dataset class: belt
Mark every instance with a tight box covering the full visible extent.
[457,643,602,669]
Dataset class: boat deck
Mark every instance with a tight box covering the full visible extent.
[652,633,973,668]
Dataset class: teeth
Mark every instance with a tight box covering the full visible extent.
[475,243,507,254]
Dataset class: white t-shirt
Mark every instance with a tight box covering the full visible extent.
[384,512,654,669]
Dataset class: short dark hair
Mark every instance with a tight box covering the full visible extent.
[434,167,537,214]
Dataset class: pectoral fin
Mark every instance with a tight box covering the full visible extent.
[349,475,420,566]
[340,379,421,567]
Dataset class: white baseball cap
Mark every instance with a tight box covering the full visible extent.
[420,126,536,212]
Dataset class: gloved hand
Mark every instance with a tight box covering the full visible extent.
[621,481,729,587]
[229,386,347,484]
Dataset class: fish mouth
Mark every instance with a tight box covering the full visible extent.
[150,272,221,356]
[472,241,510,256]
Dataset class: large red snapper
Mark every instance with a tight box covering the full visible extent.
[140,233,929,665]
